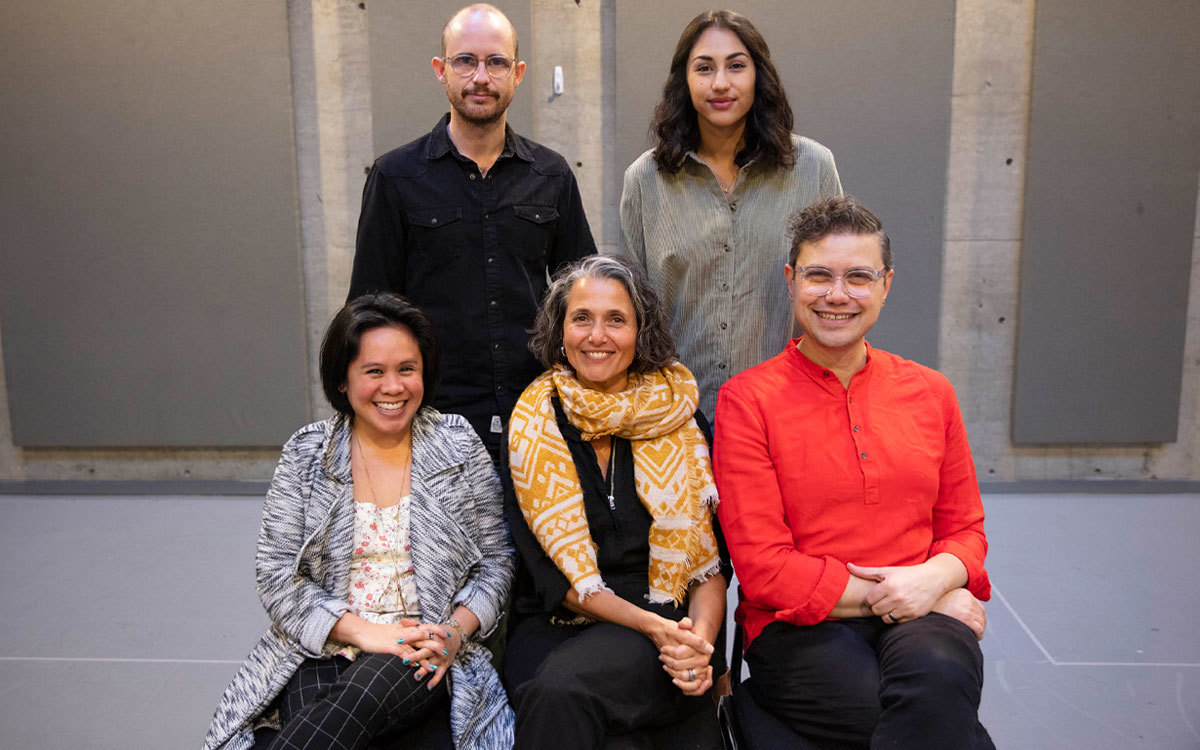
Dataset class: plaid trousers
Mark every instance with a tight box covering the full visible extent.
[262,654,452,750]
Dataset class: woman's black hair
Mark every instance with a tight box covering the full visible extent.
[319,293,441,416]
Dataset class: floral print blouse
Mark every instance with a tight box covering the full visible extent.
[336,497,421,660]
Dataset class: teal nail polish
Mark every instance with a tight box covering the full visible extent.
[397,638,404,644]
[415,672,423,681]
[441,648,449,655]
[427,684,434,691]
[429,664,437,671]
[402,658,410,665]
[445,631,452,637]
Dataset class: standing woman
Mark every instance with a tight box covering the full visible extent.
[617,9,843,420]
[204,293,513,750]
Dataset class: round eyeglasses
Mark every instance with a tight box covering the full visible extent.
[442,53,518,79]
[794,265,889,298]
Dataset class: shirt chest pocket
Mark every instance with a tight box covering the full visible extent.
[406,207,465,265]
[509,204,559,262]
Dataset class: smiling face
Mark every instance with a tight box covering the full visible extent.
[432,7,525,127]
[787,232,893,362]
[562,276,638,394]
[686,26,756,135]
[343,326,425,443]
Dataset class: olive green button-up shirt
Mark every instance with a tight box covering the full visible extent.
[615,135,843,420]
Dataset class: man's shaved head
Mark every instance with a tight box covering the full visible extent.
[441,4,519,58]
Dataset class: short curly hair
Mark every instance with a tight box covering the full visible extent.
[787,195,892,269]
[319,293,441,417]
[528,255,677,373]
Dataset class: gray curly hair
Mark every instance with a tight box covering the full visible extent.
[528,254,677,373]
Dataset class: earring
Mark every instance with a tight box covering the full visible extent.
[560,345,566,357]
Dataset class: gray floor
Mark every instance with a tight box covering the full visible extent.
[0,492,1197,749]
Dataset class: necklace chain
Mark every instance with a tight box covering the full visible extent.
[353,431,414,616]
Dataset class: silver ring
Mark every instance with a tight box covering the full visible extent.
[887,612,898,624]
[687,668,696,682]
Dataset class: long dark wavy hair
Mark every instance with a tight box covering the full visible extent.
[650,10,796,174]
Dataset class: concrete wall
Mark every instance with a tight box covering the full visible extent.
[2,0,1197,483]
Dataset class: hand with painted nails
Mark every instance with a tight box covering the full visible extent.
[406,619,461,688]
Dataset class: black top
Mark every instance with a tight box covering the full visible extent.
[348,114,596,452]
[503,399,730,623]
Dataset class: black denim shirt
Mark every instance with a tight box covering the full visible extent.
[348,114,596,453]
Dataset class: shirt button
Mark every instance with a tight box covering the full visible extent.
[487,256,495,263]
[860,452,868,459]
[723,245,730,253]
[493,343,501,350]
[490,300,498,307]
[853,425,860,432]
[730,202,738,211]
[721,283,729,291]
[469,173,477,180]
[495,385,505,394]
[823,370,831,377]
[720,322,728,330]
[485,213,490,219]
[534,213,541,220]
[431,218,437,225]
[718,363,727,370]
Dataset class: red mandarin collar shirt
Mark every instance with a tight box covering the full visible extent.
[714,340,991,648]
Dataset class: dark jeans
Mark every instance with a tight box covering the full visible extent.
[262,653,452,750]
[745,613,994,750]
[504,616,721,750]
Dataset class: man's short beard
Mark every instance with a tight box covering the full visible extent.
[455,103,505,127]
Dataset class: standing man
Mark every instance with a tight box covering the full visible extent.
[349,3,596,462]
[714,196,993,748]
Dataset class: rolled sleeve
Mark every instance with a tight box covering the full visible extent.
[255,429,350,658]
[928,378,991,601]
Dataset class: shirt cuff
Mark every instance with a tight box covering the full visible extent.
[930,541,992,601]
[772,555,850,626]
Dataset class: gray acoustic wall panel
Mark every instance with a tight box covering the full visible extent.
[0,0,310,446]
[368,0,533,161]
[1012,0,1200,444]
[616,1,955,368]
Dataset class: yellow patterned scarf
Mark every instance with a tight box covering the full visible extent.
[508,362,720,605]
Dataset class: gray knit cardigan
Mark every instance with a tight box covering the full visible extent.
[203,409,514,750]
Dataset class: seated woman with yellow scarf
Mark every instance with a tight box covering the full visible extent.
[502,254,728,749]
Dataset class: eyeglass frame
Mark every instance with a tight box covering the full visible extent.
[792,265,890,299]
[441,53,520,79]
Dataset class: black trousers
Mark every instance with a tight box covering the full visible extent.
[262,653,453,750]
[745,613,994,750]
[504,616,721,750]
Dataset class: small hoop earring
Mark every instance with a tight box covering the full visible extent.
[560,345,566,357]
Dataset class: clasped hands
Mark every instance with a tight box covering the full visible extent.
[649,615,715,697]
[353,617,462,688]
[847,561,987,640]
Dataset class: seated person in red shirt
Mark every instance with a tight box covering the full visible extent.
[713,196,994,749]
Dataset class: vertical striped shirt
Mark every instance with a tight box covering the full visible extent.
[614,135,843,420]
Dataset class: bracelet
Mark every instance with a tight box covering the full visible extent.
[447,618,468,644]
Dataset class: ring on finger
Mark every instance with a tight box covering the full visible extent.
[687,668,696,682]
